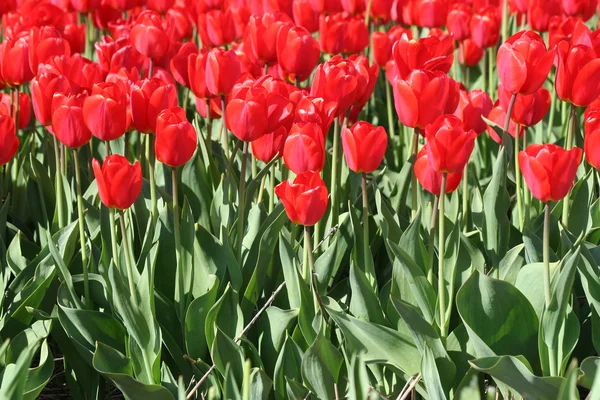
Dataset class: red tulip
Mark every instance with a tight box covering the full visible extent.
[1,92,31,130]
[393,70,459,129]
[170,42,198,88]
[372,32,392,67]
[584,105,600,136]
[498,84,551,127]
[197,10,236,49]
[245,12,293,67]
[548,16,578,49]
[310,56,359,118]
[458,39,484,67]
[275,170,328,226]
[415,148,462,195]
[129,10,169,60]
[341,122,387,173]
[527,0,561,32]
[130,78,178,134]
[252,126,288,162]
[453,89,493,134]
[147,0,175,13]
[293,94,337,133]
[188,49,211,99]
[92,154,142,210]
[51,93,92,149]
[1,35,34,87]
[283,122,326,174]
[447,3,472,41]
[340,0,365,14]
[424,114,476,174]
[276,24,320,83]
[310,0,344,13]
[292,0,319,33]
[519,144,582,202]
[29,25,71,75]
[70,0,101,12]
[343,16,370,55]
[585,124,600,169]
[486,101,525,143]
[496,30,555,96]
[155,106,197,167]
[165,8,194,42]
[370,0,394,21]
[0,113,18,166]
[414,0,449,28]
[205,48,241,97]
[561,0,595,18]
[555,22,600,107]
[195,97,222,119]
[225,85,269,142]
[95,36,144,75]
[319,13,369,55]
[83,82,129,141]
[391,34,454,80]
[470,6,500,49]
[31,72,72,126]
[62,23,86,55]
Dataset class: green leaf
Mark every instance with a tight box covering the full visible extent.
[499,244,526,285]
[175,199,195,319]
[249,368,272,400]
[579,357,599,389]
[481,148,510,267]
[349,262,386,325]
[347,353,370,400]
[92,342,174,400]
[301,332,343,400]
[279,235,301,308]
[0,338,40,400]
[185,275,219,361]
[469,356,564,400]
[349,202,377,289]
[257,307,298,375]
[22,339,54,400]
[211,328,245,386]
[399,209,427,271]
[195,223,242,293]
[456,271,539,367]
[421,345,447,400]
[204,283,244,351]
[556,362,582,400]
[273,336,304,400]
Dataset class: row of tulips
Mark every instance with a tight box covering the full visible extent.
[0,0,598,398]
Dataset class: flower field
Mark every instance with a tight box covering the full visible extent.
[0,0,598,399]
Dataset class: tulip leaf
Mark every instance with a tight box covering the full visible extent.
[184,275,219,362]
[349,201,377,290]
[211,328,245,386]
[579,357,599,389]
[273,335,304,400]
[204,282,244,352]
[349,262,386,325]
[301,332,343,400]
[422,345,448,400]
[279,234,301,309]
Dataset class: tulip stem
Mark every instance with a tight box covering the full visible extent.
[268,162,275,213]
[330,119,341,225]
[221,96,230,159]
[53,135,65,229]
[515,125,524,231]
[500,93,517,150]
[172,167,185,319]
[543,201,557,377]
[547,81,557,139]
[206,101,213,160]
[148,58,154,79]
[73,149,91,309]
[410,128,420,220]
[119,209,138,304]
[109,208,119,269]
[523,131,530,226]
[364,0,373,27]
[303,225,321,315]
[501,0,509,43]
[462,164,469,232]
[361,172,370,272]
[561,105,577,228]
[438,173,447,339]
[146,134,158,220]
[488,50,495,96]
[237,142,249,261]
[385,79,397,166]
[13,89,19,134]
[427,195,439,286]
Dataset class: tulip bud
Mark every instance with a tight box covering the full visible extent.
[425,114,476,174]
[51,93,92,149]
[275,170,329,226]
[129,10,169,60]
[341,122,388,174]
[155,107,197,167]
[0,112,19,166]
[205,48,241,97]
[1,35,34,87]
[415,148,462,195]
[92,154,142,210]
[283,122,326,174]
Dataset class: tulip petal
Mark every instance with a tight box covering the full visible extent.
[571,59,600,107]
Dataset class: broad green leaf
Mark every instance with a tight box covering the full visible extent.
[211,328,245,386]
[556,362,582,400]
[499,244,526,285]
[0,338,40,400]
[301,332,343,400]
[279,235,301,308]
[205,283,244,352]
[349,263,386,325]
[257,307,298,375]
[249,368,272,400]
[349,202,377,289]
[399,209,427,271]
[347,353,370,400]
[185,275,219,361]
[579,357,599,390]
[422,345,447,400]
[273,336,304,400]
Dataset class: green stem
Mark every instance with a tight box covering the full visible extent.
[73,149,91,309]
[172,167,184,319]
[13,88,19,135]
[268,163,275,213]
[427,195,439,285]
[411,128,420,220]
[206,100,213,160]
[238,142,249,261]
[146,134,158,220]
[330,118,341,225]
[523,131,530,227]
[221,96,230,159]
[385,79,398,166]
[361,172,370,269]
[148,58,154,79]
[543,202,557,375]
[462,164,469,232]
[438,173,447,339]
[561,105,577,228]
[515,125,524,231]
[119,209,138,303]
[109,208,119,269]
[500,93,517,149]
[105,140,112,156]
[53,134,65,229]
[488,49,495,97]
[364,0,373,27]
[547,80,556,139]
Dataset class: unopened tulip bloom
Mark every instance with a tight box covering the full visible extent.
[486,102,524,143]
[0,113,19,166]
[470,6,500,49]
[453,89,493,134]
[205,48,241,97]
[425,115,477,174]
[197,10,237,49]
[130,78,178,134]
[276,24,321,83]
[252,126,288,162]
[414,0,448,28]
[51,93,92,149]
[275,170,329,226]
[310,56,359,117]
[31,72,72,126]
[499,84,551,127]
[129,10,169,60]
[293,0,319,33]
[226,85,269,142]
[283,122,326,174]
[1,36,34,87]
[245,12,293,67]
[415,148,462,195]
[170,42,198,88]
[391,34,454,79]
[341,122,387,173]
[447,3,472,41]
[83,82,129,141]
[458,39,485,66]
[155,107,197,167]
[293,94,337,133]
[92,154,142,209]
[519,144,582,202]
[29,25,71,75]
[393,70,459,129]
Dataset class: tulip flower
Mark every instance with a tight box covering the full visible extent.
[276,25,320,83]
[2,92,31,130]
[83,82,129,142]
[413,0,448,28]
[196,97,222,120]
[447,3,472,41]
[283,122,326,174]
[275,170,329,226]
[0,113,19,166]
[129,10,169,61]
[245,12,293,67]
[29,25,71,75]
[205,48,241,97]
[147,0,175,14]
[51,93,92,149]
[252,126,288,163]
[453,89,493,134]
[470,6,500,49]
[499,84,551,127]
[425,115,477,174]
[92,154,142,210]
[519,144,582,203]
[292,0,319,33]
[585,127,600,169]
[319,13,369,55]
[486,102,525,144]
[293,94,337,134]
[1,35,34,87]
[458,39,485,67]
[341,122,388,174]
[391,34,454,79]
[130,78,178,134]
[311,56,359,118]
[31,72,72,126]
[496,30,556,96]
[415,148,462,195]
[555,22,600,107]
[393,70,459,129]
[170,42,198,88]
[527,0,561,32]
[197,10,237,49]
[155,107,198,168]
[561,0,595,18]
[548,16,578,49]
[225,85,269,142]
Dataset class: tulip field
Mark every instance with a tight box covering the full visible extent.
[1,0,600,399]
